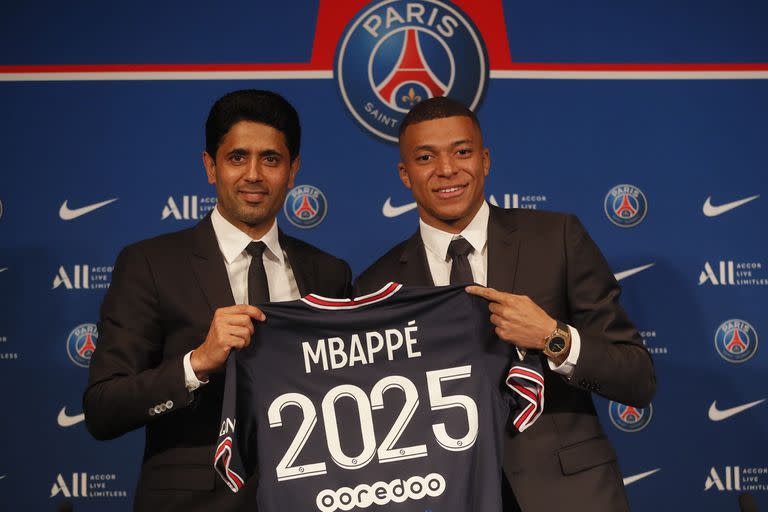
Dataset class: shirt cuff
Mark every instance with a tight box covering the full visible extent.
[183,351,209,392]
[547,325,581,378]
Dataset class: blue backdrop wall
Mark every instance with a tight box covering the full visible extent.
[1,1,766,510]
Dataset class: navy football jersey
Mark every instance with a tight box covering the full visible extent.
[214,283,544,512]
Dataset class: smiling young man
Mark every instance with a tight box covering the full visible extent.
[354,97,655,512]
[84,90,351,511]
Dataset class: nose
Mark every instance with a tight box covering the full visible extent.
[244,161,263,181]
[435,156,457,177]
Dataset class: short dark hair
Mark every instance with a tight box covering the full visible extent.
[205,89,301,161]
[398,96,481,139]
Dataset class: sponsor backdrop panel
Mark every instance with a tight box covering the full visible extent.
[0,0,766,510]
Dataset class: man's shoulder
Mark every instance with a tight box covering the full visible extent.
[115,223,201,266]
[280,232,349,268]
[491,206,583,235]
[493,205,570,224]
[124,224,197,252]
[355,237,413,292]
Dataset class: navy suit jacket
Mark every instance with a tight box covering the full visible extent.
[84,214,352,511]
[354,206,655,512]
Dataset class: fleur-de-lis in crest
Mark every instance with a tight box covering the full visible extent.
[401,87,422,106]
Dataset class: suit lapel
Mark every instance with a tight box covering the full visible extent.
[190,214,236,311]
[280,230,313,296]
[487,206,521,293]
[398,231,435,287]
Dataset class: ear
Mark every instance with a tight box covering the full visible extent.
[482,147,490,177]
[398,162,412,189]
[288,155,300,189]
[203,152,216,184]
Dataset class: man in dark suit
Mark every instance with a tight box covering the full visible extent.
[354,97,655,511]
[84,90,351,511]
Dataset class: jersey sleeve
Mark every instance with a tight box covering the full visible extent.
[214,352,247,493]
[505,354,545,432]
[469,291,545,433]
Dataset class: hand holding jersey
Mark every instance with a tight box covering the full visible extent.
[465,285,570,365]
[190,304,265,381]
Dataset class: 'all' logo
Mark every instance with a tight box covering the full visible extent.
[51,473,88,498]
[705,466,741,491]
[163,195,200,220]
[53,265,89,290]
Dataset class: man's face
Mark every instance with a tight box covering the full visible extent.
[398,115,490,233]
[203,121,299,237]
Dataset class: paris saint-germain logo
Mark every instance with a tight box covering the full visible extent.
[283,184,328,229]
[608,401,653,432]
[714,319,758,363]
[336,0,489,142]
[604,184,648,228]
[66,323,98,368]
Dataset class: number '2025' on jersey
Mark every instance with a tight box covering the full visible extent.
[214,283,544,512]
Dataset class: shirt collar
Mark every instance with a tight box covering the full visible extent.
[210,206,284,265]
[419,201,489,261]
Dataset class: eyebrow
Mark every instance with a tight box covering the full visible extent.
[413,139,473,152]
[258,149,282,158]
[225,148,283,158]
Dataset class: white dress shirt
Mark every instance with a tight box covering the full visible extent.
[419,201,581,376]
[183,206,301,391]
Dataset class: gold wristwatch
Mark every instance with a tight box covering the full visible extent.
[543,321,571,360]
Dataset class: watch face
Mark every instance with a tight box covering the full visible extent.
[548,336,566,353]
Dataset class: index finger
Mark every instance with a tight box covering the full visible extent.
[465,285,506,303]
[227,304,267,322]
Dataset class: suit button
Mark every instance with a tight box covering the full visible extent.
[166,400,174,409]
[148,408,156,416]
[154,405,163,414]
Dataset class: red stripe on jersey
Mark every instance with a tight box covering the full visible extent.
[304,282,401,308]
[507,367,545,387]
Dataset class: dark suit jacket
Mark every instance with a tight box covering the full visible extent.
[84,214,352,512]
[354,206,655,512]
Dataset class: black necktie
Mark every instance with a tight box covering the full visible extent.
[447,237,475,285]
[245,241,270,305]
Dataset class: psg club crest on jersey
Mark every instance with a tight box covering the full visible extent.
[336,0,489,142]
[283,184,328,229]
[608,401,653,432]
[604,184,648,228]
[66,323,98,368]
[714,319,758,363]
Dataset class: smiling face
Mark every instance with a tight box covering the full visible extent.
[203,120,299,239]
[398,115,490,233]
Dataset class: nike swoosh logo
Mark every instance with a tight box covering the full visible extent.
[623,468,661,486]
[59,198,118,220]
[708,399,765,421]
[57,407,85,427]
[0,268,7,273]
[0,475,5,480]
[702,195,759,217]
[614,263,655,281]
[382,197,418,218]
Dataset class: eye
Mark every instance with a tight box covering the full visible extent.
[416,154,432,162]
[264,155,279,165]
[456,148,472,156]
[229,153,246,164]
